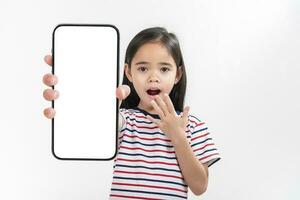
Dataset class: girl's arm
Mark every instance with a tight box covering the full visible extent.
[145,95,210,196]
[116,85,130,131]
[116,85,130,146]
[172,132,209,196]
[118,113,125,132]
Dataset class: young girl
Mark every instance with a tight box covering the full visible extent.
[43,27,221,199]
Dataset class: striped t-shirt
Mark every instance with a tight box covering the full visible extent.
[109,107,221,199]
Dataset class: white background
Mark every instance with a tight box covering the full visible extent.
[0,0,299,199]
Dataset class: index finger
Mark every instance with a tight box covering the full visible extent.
[163,93,177,115]
[44,55,52,66]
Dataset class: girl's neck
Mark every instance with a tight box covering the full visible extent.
[137,103,159,115]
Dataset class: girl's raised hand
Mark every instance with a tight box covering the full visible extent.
[146,94,190,143]
[43,55,59,119]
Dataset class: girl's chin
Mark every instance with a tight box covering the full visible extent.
[139,95,157,108]
[139,93,163,108]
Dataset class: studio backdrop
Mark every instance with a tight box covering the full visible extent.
[0,0,299,199]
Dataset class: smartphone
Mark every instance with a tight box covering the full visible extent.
[52,24,119,160]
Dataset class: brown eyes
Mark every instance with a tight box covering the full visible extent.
[137,66,170,73]
[138,66,147,72]
[161,67,170,72]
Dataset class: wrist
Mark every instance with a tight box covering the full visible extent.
[170,129,187,146]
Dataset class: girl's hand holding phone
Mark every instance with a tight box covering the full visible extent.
[42,54,130,119]
[116,85,131,101]
[43,55,59,119]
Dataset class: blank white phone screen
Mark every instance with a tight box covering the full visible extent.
[52,24,119,160]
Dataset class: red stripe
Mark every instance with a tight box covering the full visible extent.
[193,143,215,152]
[191,132,210,141]
[199,153,219,161]
[114,170,183,180]
[120,146,175,154]
[117,158,178,166]
[112,182,187,193]
[126,122,158,130]
[122,134,171,142]
[189,120,205,127]
[110,194,161,200]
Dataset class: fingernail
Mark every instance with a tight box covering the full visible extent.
[120,89,125,99]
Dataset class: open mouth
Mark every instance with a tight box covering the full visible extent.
[146,89,161,96]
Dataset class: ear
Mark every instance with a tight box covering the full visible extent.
[124,63,133,82]
[175,66,183,84]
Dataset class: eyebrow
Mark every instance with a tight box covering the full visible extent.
[134,61,173,67]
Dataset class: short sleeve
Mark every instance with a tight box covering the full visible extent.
[119,108,127,132]
[118,108,129,148]
[188,115,221,167]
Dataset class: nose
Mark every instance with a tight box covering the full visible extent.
[149,78,159,83]
[149,73,159,83]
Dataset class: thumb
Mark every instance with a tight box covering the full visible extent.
[116,85,131,100]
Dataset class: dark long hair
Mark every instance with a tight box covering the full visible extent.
[120,27,187,112]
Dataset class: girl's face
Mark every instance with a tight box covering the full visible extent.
[125,42,182,114]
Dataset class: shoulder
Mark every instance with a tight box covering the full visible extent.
[119,108,136,117]
[119,107,147,121]
[119,108,138,131]
[188,114,206,127]
[186,113,209,136]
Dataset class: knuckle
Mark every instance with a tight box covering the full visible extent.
[43,89,58,100]
[43,73,57,85]
[43,88,51,95]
